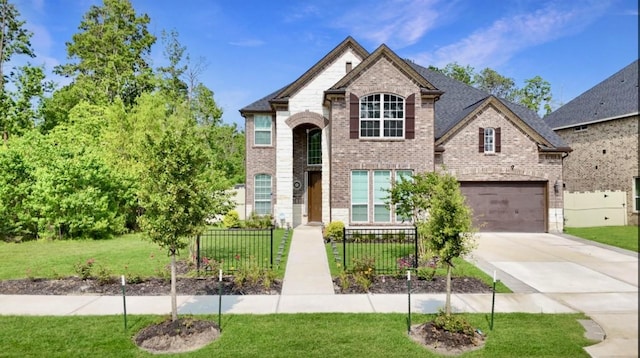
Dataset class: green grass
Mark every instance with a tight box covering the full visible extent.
[564,226,639,252]
[0,229,288,280]
[0,313,594,357]
[326,244,511,293]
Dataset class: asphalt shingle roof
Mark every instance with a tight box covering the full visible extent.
[545,59,639,129]
[240,48,568,149]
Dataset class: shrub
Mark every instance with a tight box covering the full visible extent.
[222,210,241,228]
[74,258,95,280]
[245,212,273,228]
[433,310,475,336]
[323,221,344,241]
[95,265,114,285]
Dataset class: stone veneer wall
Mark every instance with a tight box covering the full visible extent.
[439,104,565,232]
[556,115,639,226]
[329,58,436,224]
[244,114,277,217]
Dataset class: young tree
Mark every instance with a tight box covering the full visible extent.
[137,109,231,321]
[420,174,475,316]
[388,172,475,316]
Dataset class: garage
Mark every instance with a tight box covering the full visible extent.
[459,181,547,232]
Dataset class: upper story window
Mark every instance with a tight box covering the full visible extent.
[479,127,501,153]
[307,129,322,165]
[254,115,272,146]
[484,127,495,153]
[360,94,404,138]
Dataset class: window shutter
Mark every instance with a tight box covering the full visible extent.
[478,128,484,152]
[349,93,359,139]
[495,127,501,152]
[405,94,415,139]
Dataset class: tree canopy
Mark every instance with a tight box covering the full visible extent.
[0,0,245,241]
[429,62,554,115]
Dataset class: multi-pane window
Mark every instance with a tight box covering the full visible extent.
[254,174,272,215]
[351,171,369,222]
[395,170,413,222]
[484,127,495,153]
[308,129,322,165]
[350,169,413,224]
[373,171,391,222]
[360,94,404,138]
[634,177,640,212]
[254,115,272,146]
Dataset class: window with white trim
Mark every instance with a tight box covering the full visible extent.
[373,171,391,222]
[254,174,272,215]
[360,94,404,138]
[395,170,413,222]
[254,115,272,146]
[350,169,413,224]
[634,177,640,212]
[484,127,495,153]
[351,171,369,222]
[307,128,322,165]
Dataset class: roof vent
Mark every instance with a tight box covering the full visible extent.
[346,61,352,72]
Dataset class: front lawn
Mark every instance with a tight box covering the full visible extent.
[0,229,288,280]
[325,244,511,293]
[0,313,594,357]
[564,226,638,252]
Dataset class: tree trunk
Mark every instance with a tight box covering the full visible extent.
[170,251,178,321]
[445,263,452,317]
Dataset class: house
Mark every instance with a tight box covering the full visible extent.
[546,60,639,227]
[240,37,570,232]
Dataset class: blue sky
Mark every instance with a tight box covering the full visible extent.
[13,0,640,128]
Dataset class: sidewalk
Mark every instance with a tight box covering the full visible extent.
[280,226,334,295]
[0,292,575,316]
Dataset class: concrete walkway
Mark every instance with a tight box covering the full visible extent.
[280,225,334,295]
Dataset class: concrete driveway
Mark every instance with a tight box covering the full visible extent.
[469,232,638,358]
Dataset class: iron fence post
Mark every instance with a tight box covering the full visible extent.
[270,227,274,269]
[413,226,418,268]
[196,235,201,272]
[343,227,347,271]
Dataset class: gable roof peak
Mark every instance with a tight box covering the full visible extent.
[274,36,369,100]
[330,42,438,92]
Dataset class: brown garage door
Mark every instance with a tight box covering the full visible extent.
[460,181,547,232]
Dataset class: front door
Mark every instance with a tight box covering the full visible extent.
[308,171,322,222]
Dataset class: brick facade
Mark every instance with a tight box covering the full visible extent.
[556,115,639,225]
[329,58,435,221]
[244,114,277,216]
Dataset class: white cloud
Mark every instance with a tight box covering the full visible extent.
[229,39,266,47]
[332,0,444,48]
[412,0,611,69]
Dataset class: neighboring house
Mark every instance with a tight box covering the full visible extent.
[240,37,570,232]
[546,60,639,227]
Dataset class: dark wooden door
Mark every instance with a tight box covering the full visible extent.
[308,172,322,222]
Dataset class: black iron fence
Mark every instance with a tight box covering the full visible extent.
[341,227,418,273]
[192,228,274,272]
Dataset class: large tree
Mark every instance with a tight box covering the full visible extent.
[474,67,518,101]
[54,0,156,106]
[0,0,52,141]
